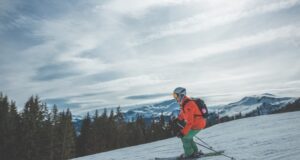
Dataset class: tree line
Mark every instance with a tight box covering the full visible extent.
[0,93,177,160]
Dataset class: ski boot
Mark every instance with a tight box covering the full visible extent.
[193,150,204,157]
[177,153,200,160]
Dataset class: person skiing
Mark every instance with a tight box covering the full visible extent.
[173,87,206,159]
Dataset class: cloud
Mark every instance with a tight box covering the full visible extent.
[99,0,193,18]
[150,24,300,64]
[0,0,19,17]
[131,0,300,45]
[43,97,81,109]
[83,71,125,83]
[0,0,300,115]
[33,63,81,81]
[125,93,170,100]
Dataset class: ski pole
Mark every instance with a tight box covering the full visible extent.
[194,136,214,149]
[194,141,236,160]
[177,122,213,149]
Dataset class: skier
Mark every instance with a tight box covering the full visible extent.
[173,87,206,159]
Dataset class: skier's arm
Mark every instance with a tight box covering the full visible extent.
[181,103,194,135]
[178,108,185,120]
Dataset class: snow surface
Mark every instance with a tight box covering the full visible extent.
[73,111,300,160]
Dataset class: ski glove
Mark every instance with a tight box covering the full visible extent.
[177,131,184,138]
[176,119,186,129]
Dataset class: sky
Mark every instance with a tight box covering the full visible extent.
[1,0,300,115]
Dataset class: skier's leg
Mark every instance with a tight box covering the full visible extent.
[189,130,200,153]
[181,130,199,157]
[181,134,193,156]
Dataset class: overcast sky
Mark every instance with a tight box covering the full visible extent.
[1,0,300,115]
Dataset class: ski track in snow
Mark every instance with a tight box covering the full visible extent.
[73,111,300,160]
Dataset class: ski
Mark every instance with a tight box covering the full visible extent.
[154,150,225,160]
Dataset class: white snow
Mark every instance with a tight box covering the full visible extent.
[73,111,300,160]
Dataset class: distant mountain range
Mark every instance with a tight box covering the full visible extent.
[73,93,298,123]
[210,93,297,117]
[122,93,297,121]
[123,99,179,122]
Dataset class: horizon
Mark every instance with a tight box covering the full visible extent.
[1,0,300,115]
[0,91,297,116]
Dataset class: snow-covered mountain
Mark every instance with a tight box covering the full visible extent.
[72,110,300,160]
[123,99,179,121]
[211,93,297,118]
[122,93,297,121]
[71,93,298,131]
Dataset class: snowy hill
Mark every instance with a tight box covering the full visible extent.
[72,111,300,160]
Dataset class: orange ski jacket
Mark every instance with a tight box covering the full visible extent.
[178,96,206,135]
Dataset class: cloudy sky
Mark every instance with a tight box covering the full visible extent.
[1,0,300,115]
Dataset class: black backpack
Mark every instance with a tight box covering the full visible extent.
[182,98,209,118]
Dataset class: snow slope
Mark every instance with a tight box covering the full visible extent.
[72,111,300,160]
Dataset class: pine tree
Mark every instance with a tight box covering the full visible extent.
[115,106,124,124]
[76,112,92,156]
[114,107,128,148]
[89,110,98,154]
[99,108,109,151]
[101,108,108,119]
[158,113,168,139]
[134,114,146,144]
[59,109,76,159]
[0,93,79,160]
[38,102,52,160]
[50,105,61,160]
[90,109,109,153]
[19,96,49,160]
[125,122,135,146]
[7,101,21,159]
[149,117,157,141]
[0,94,9,159]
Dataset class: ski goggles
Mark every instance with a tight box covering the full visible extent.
[173,93,178,99]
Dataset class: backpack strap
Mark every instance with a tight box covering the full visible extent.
[181,99,190,108]
[181,99,202,117]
